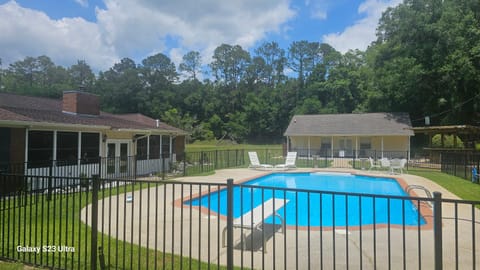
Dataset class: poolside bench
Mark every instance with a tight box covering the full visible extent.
[222,198,288,252]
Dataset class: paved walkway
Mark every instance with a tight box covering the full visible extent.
[81,168,480,269]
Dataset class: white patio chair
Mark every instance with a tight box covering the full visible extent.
[380,158,391,169]
[389,158,407,174]
[275,152,297,170]
[248,152,273,170]
[368,157,382,171]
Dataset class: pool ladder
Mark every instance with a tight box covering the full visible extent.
[405,185,433,208]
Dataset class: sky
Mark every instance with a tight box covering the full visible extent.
[0,0,402,73]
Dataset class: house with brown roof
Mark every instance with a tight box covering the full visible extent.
[284,113,414,159]
[0,91,187,185]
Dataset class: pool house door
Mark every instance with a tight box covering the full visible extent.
[338,138,353,157]
[106,140,130,177]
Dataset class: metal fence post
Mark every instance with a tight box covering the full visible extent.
[91,174,100,270]
[183,153,187,176]
[133,155,137,180]
[162,158,166,180]
[454,154,457,176]
[352,150,356,169]
[433,191,443,270]
[227,150,230,168]
[406,151,409,171]
[226,178,234,270]
[47,162,53,201]
[235,149,238,167]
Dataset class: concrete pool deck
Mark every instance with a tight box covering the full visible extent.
[82,168,480,269]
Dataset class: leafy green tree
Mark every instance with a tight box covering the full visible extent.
[224,111,248,142]
[254,41,286,86]
[372,0,480,125]
[4,56,70,97]
[287,41,319,87]
[179,51,202,81]
[96,58,144,113]
[210,44,251,87]
[141,53,178,84]
[68,60,95,90]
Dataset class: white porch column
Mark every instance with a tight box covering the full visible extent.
[331,136,334,158]
[77,131,82,162]
[53,130,57,162]
[408,136,411,160]
[147,135,150,160]
[286,136,290,152]
[24,129,29,164]
[99,133,103,158]
[308,136,311,158]
[381,136,384,158]
[355,136,358,158]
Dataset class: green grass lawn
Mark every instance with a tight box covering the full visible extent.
[0,261,34,270]
[186,141,281,152]
[408,168,480,201]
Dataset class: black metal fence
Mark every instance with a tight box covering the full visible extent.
[183,149,415,173]
[7,148,480,198]
[1,171,480,269]
[441,151,480,182]
[0,156,174,196]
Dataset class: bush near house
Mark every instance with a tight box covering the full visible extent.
[431,134,464,148]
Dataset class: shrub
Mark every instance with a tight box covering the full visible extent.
[431,134,464,148]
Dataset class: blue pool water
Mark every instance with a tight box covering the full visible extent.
[189,172,426,227]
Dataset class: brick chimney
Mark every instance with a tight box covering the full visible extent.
[62,91,100,116]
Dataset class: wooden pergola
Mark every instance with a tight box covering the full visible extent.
[411,125,480,150]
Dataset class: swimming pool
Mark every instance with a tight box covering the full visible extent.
[189,172,426,227]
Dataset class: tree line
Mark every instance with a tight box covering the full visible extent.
[0,0,479,143]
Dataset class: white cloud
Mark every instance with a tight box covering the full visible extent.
[0,1,117,71]
[304,0,328,20]
[75,0,89,8]
[0,0,295,71]
[311,9,327,20]
[95,0,295,64]
[322,0,401,53]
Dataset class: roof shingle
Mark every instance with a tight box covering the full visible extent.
[0,92,186,134]
[284,113,414,136]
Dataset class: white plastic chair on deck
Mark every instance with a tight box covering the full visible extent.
[248,152,273,170]
[275,152,297,170]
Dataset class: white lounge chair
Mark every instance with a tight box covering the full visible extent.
[368,157,382,171]
[248,152,273,170]
[275,152,297,170]
[389,158,407,174]
[222,198,288,252]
